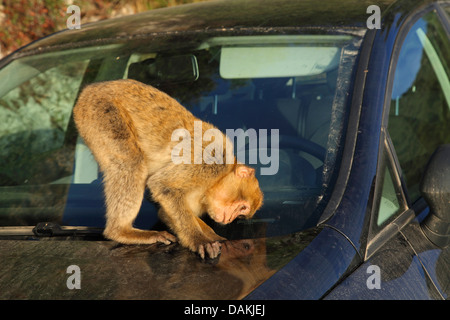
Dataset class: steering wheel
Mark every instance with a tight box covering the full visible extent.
[238,134,326,163]
[277,135,326,162]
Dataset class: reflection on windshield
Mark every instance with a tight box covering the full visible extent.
[0,34,361,239]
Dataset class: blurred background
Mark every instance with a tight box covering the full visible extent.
[0,0,211,58]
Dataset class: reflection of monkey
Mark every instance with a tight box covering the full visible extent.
[106,237,274,299]
[218,239,276,298]
[73,79,263,259]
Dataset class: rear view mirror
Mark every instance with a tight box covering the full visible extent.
[128,54,199,85]
[420,144,450,248]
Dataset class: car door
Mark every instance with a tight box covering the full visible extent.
[325,6,450,299]
[386,4,450,300]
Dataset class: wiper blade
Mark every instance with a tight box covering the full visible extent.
[33,222,103,237]
[0,222,103,237]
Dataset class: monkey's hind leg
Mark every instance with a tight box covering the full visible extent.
[102,166,176,245]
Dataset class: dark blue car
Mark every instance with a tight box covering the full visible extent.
[0,0,448,300]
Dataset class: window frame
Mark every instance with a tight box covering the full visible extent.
[366,128,413,259]
[374,134,406,228]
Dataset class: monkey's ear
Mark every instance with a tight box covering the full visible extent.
[235,165,255,178]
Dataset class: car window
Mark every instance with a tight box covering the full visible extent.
[377,162,402,226]
[374,142,407,229]
[0,33,361,238]
[388,11,450,203]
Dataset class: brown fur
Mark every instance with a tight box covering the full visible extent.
[73,79,263,259]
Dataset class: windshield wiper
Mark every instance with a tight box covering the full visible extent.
[0,222,103,238]
[33,222,104,237]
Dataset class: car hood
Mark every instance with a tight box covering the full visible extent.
[0,227,319,299]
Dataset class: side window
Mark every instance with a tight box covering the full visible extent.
[373,141,407,230]
[388,12,450,203]
[377,162,402,226]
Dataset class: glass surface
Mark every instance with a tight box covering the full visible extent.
[389,12,450,203]
[377,158,402,226]
[0,33,361,238]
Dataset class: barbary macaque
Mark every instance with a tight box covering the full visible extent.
[73,79,263,259]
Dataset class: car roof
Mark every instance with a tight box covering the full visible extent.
[13,0,404,57]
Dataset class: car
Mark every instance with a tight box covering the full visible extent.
[0,0,449,300]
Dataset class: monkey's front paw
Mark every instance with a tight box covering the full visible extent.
[156,231,178,245]
[197,241,222,260]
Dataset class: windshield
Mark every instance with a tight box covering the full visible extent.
[0,32,361,239]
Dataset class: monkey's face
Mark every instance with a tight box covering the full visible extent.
[206,165,263,225]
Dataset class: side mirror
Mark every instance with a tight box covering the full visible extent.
[420,144,450,248]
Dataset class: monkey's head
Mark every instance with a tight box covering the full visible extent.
[205,164,263,225]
